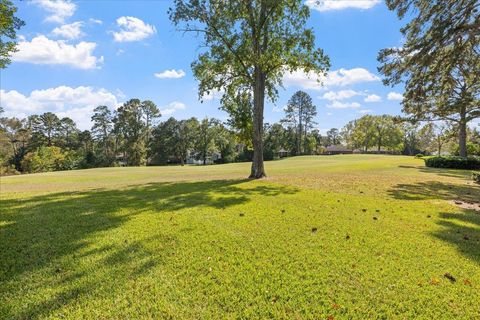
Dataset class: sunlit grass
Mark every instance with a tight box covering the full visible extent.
[1,155,479,319]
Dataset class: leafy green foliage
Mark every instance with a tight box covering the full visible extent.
[0,0,25,68]
[424,156,480,170]
[378,0,480,156]
[281,90,316,155]
[343,115,403,152]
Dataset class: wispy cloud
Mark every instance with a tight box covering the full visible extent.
[387,92,403,101]
[154,69,186,79]
[160,101,186,115]
[306,0,381,12]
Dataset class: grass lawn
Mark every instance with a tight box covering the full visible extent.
[1,155,479,319]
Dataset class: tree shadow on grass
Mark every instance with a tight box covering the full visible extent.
[388,180,480,203]
[431,211,480,265]
[388,179,480,265]
[397,165,473,179]
[0,179,298,319]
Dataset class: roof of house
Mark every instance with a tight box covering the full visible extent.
[325,145,352,152]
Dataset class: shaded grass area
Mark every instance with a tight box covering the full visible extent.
[1,155,480,319]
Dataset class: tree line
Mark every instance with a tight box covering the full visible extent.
[3,90,478,174]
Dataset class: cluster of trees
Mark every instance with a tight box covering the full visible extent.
[0,101,240,174]
[3,87,479,174]
[342,115,480,156]
[0,90,334,174]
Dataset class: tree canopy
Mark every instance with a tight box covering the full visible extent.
[0,0,24,68]
[378,0,480,156]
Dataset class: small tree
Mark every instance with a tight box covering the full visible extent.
[326,128,340,146]
[194,117,217,165]
[282,91,316,155]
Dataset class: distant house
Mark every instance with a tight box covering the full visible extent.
[277,149,289,158]
[324,145,353,155]
[186,151,221,165]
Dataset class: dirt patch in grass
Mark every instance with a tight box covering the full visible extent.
[450,200,480,212]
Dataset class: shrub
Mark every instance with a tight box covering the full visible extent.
[424,156,480,170]
[473,172,480,184]
[415,153,424,158]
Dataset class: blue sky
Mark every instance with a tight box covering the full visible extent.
[1,0,406,131]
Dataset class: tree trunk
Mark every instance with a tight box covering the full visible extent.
[298,121,302,155]
[304,123,308,154]
[458,106,467,157]
[250,67,266,179]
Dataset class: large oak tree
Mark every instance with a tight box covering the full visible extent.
[170,0,329,178]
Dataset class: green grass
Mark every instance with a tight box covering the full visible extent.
[1,155,479,319]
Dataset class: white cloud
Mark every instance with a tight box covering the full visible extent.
[359,109,373,114]
[364,94,381,102]
[112,16,156,42]
[89,18,103,25]
[32,0,77,23]
[160,101,186,115]
[326,68,380,87]
[52,21,84,39]
[326,112,333,116]
[283,67,379,90]
[321,89,361,101]
[387,91,403,101]
[154,69,186,79]
[306,0,381,12]
[326,101,361,109]
[12,35,103,69]
[0,86,121,129]
[202,88,224,101]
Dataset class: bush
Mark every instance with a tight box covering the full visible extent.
[473,172,480,184]
[415,153,424,158]
[424,156,480,170]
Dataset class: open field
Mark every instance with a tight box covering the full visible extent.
[1,155,480,319]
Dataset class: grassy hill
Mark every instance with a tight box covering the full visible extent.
[1,155,479,319]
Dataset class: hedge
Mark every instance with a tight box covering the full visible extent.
[424,156,480,170]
